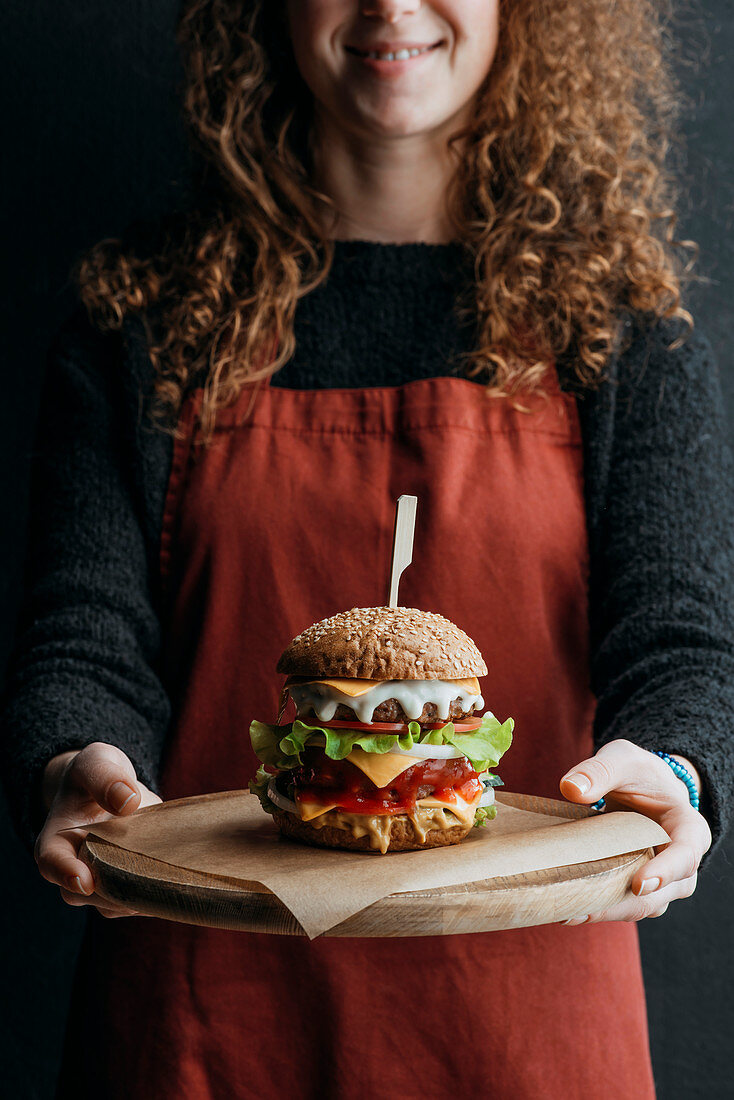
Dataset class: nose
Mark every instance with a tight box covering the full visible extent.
[360,1,422,23]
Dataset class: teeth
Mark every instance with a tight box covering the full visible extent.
[363,45,434,61]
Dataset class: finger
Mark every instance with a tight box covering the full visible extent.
[35,825,97,896]
[563,875,697,924]
[559,739,684,811]
[631,807,710,896]
[63,743,143,816]
[38,745,161,895]
[560,740,634,802]
[58,885,139,917]
[36,794,160,893]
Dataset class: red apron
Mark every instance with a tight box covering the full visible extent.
[62,372,655,1099]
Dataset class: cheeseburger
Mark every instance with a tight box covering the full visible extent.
[249,606,513,854]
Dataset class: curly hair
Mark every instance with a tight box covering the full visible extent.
[77,0,697,441]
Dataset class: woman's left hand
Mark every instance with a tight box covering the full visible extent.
[558,739,712,923]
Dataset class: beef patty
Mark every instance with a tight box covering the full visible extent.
[302,697,477,725]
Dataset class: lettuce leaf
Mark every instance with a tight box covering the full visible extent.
[248,764,278,815]
[249,712,513,774]
[473,804,498,828]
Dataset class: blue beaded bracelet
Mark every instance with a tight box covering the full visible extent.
[589,751,700,813]
[652,750,700,811]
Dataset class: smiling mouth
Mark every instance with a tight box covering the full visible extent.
[345,42,444,62]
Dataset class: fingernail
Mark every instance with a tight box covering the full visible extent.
[68,875,92,896]
[564,773,591,794]
[562,916,590,926]
[634,877,661,896]
[108,782,137,812]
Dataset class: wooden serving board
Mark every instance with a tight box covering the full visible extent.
[82,791,656,938]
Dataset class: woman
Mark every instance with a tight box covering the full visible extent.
[2,0,731,1096]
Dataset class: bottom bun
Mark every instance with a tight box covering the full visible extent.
[272,806,474,855]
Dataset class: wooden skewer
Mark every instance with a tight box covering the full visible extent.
[388,495,418,608]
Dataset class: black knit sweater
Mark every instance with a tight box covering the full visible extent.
[2,240,733,855]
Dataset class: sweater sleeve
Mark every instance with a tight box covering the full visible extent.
[0,311,173,855]
[582,312,734,851]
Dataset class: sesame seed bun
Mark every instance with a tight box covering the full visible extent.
[276,606,487,681]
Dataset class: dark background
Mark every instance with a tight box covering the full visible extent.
[1,3,732,1097]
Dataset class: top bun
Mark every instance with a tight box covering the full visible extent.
[277,606,487,681]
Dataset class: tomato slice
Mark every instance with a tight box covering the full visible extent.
[434,720,483,732]
[308,719,413,732]
[310,718,482,734]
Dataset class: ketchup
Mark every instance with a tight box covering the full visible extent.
[291,746,482,815]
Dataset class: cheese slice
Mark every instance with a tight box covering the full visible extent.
[286,677,376,697]
[293,788,480,827]
[296,798,341,822]
[286,676,481,697]
[445,677,481,696]
[345,747,421,788]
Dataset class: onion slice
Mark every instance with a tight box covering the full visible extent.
[478,787,495,808]
[385,742,466,760]
[267,778,298,815]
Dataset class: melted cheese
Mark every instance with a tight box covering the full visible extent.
[299,792,482,853]
[413,794,479,830]
[345,747,421,788]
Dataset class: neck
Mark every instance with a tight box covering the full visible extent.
[312,111,461,244]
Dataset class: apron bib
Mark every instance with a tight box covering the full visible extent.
[61,374,655,1100]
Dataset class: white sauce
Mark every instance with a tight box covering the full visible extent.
[289,679,484,723]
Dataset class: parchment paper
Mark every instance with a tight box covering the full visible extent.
[88,791,668,939]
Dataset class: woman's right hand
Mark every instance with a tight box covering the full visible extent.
[35,742,161,918]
